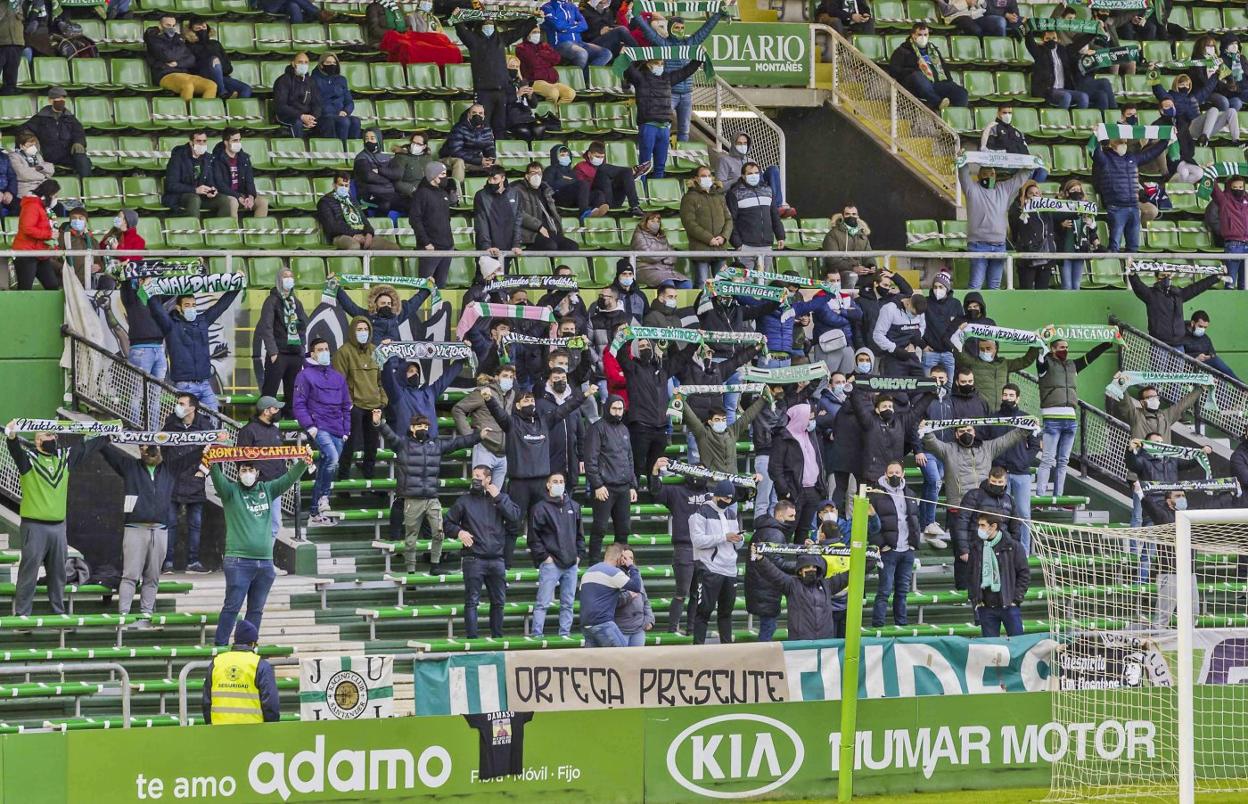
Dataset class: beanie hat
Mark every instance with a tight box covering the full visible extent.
[425,161,446,182]
[233,619,259,645]
[122,209,139,229]
[712,480,735,497]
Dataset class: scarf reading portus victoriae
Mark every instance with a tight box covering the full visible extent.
[374,341,477,373]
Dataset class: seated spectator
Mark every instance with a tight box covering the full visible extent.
[981,104,1047,182]
[631,212,688,288]
[1054,178,1098,290]
[958,159,1032,289]
[211,128,268,220]
[727,161,785,264]
[626,56,702,179]
[821,202,875,287]
[512,161,578,251]
[517,24,577,106]
[1070,37,1120,110]
[935,0,1006,38]
[13,179,60,290]
[579,0,634,57]
[58,206,103,286]
[680,165,732,284]
[815,0,874,36]
[1181,311,1238,378]
[101,209,146,256]
[456,17,532,139]
[1221,35,1248,109]
[394,131,465,199]
[1025,25,1101,110]
[185,17,250,100]
[1189,35,1239,119]
[23,88,90,179]
[312,53,363,144]
[273,52,323,139]
[1150,96,1203,185]
[163,129,230,218]
[145,14,217,100]
[890,23,968,111]
[9,130,54,198]
[1155,73,1237,149]
[575,140,642,216]
[441,104,497,176]
[258,0,327,24]
[1009,180,1056,289]
[1116,0,1184,46]
[0,151,14,216]
[633,11,728,143]
[366,0,463,66]
[316,172,402,251]
[714,131,794,216]
[541,0,608,79]
[474,165,523,258]
[983,0,1022,34]
[504,55,549,144]
[353,129,403,217]
[1092,136,1169,252]
[544,143,607,219]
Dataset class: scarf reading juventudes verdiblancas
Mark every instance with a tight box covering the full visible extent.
[665,459,756,488]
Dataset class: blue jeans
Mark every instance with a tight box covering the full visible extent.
[532,560,578,637]
[719,367,742,422]
[1036,418,1077,497]
[754,454,777,517]
[757,615,778,642]
[107,0,131,17]
[277,0,322,23]
[1076,76,1117,110]
[1224,240,1247,290]
[207,61,252,98]
[127,344,167,380]
[921,350,954,380]
[978,604,1023,637]
[1204,355,1240,380]
[463,555,507,638]
[1106,204,1141,252]
[1046,89,1089,109]
[967,241,1006,289]
[918,452,945,529]
[759,357,792,369]
[214,556,276,645]
[902,73,969,111]
[312,431,344,506]
[672,91,693,141]
[270,500,282,536]
[174,379,218,412]
[555,40,612,78]
[1007,472,1032,553]
[1060,259,1085,290]
[327,114,362,142]
[638,122,670,177]
[584,620,627,647]
[624,630,647,647]
[872,548,913,626]
[470,444,508,490]
[165,501,202,566]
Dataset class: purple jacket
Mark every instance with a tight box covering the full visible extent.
[292,359,352,437]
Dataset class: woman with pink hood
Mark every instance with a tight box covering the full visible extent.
[767,402,824,542]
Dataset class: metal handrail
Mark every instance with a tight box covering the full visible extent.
[0,662,130,727]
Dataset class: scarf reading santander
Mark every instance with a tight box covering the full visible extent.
[919,416,1041,435]
[613,46,714,78]
[455,303,557,340]
[112,430,233,446]
[716,265,836,293]
[1139,440,1212,480]
[374,341,478,373]
[10,419,122,434]
[137,272,247,303]
[665,459,757,489]
[203,445,312,465]
[709,279,788,304]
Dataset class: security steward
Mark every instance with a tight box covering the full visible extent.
[202,619,281,725]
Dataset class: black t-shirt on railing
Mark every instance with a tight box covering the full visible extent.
[464,711,534,780]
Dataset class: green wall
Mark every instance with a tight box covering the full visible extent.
[0,292,64,423]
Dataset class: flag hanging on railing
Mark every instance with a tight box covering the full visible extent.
[300,656,395,720]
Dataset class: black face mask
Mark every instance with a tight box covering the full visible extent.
[877,409,894,423]
[957,432,976,447]
[1068,191,1084,201]
[1046,40,1058,50]
[551,380,568,393]
[412,428,430,441]
[470,114,485,126]
[986,483,1007,497]
[605,412,623,424]
[1157,278,1171,289]
[38,438,58,454]
[470,479,486,494]
[967,307,982,319]
[638,347,653,361]
[375,306,395,318]
[1000,401,1017,412]
[1125,115,1139,126]
[887,475,903,488]
[955,383,975,396]
[799,568,820,586]
[517,404,536,418]
[364,141,379,153]
[322,64,339,75]
[843,216,858,228]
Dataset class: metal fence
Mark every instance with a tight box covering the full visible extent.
[813,23,960,205]
[691,75,788,198]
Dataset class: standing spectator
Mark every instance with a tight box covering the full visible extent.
[236,397,286,537]
[452,367,517,488]
[580,543,643,646]
[456,17,532,139]
[332,318,387,482]
[575,141,643,215]
[968,514,1029,637]
[541,0,607,80]
[923,274,961,379]
[810,271,863,376]
[821,203,875,287]
[952,330,1040,407]
[690,480,743,644]
[185,18,250,99]
[366,0,463,66]
[680,166,732,283]
[528,471,586,638]
[377,409,482,575]
[615,339,676,478]
[954,467,1019,560]
[935,0,1006,37]
[162,130,230,218]
[748,544,850,641]
[1109,375,1204,443]
[726,162,785,263]
[1182,311,1239,379]
[209,456,309,645]
[989,385,1040,551]
[1055,178,1098,289]
[448,464,523,638]
[625,54,703,177]
[256,268,306,416]
[848,388,935,484]
[145,14,217,100]
[868,461,919,627]
[312,53,363,144]
[958,159,1032,289]
[259,0,326,23]
[12,178,59,290]
[714,132,792,216]
[1092,137,1170,252]
[211,128,269,221]
[117,220,162,379]
[408,160,458,287]
[518,24,578,106]
[872,291,927,374]
[1127,265,1223,347]
[23,88,90,179]
[1009,180,1057,289]
[745,499,798,641]
[889,23,968,111]
[981,104,1046,181]
[1212,176,1248,289]
[202,620,280,725]
[538,365,586,491]
[474,165,524,257]
[650,458,710,632]
[609,264,648,320]
[1035,336,1115,496]
[920,422,1028,519]
[4,425,106,616]
[161,393,213,574]
[381,356,467,439]
[815,0,874,37]
[0,149,15,217]
[442,105,497,176]
[768,404,824,542]
[273,52,322,139]
[584,395,638,562]
[614,548,654,646]
[512,161,578,251]
[58,207,102,285]
[682,396,767,476]
[353,129,403,217]
[293,337,353,523]
[9,130,54,198]
[316,173,402,250]
[579,0,635,57]
[148,287,242,412]
[545,143,607,220]
[0,0,21,96]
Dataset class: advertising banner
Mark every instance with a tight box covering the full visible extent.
[703,23,813,87]
[300,656,395,721]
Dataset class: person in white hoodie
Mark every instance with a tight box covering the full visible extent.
[689,480,744,644]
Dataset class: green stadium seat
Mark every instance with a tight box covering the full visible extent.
[231,60,262,91]
[110,58,153,90]
[217,21,256,54]
[412,100,451,131]
[972,106,997,132]
[445,257,475,288]
[290,22,327,48]
[163,217,205,248]
[370,63,409,94]
[121,176,162,211]
[31,57,71,89]
[670,140,708,173]
[0,94,33,126]
[852,34,885,62]
[1035,108,1071,140]
[906,219,940,251]
[941,219,967,248]
[587,66,623,95]
[982,37,1018,66]
[116,136,162,171]
[873,0,904,24]
[203,216,244,249]
[1069,108,1103,137]
[134,216,165,248]
[1224,8,1247,33]
[1141,41,1171,66]
[224,98,273,130]
[281,216,323,248]
[940,106,973,134]
[243,215,283,249]
[1009,107,1039,137]
[311,137,354,169]
[374,99,411,128]
[260,59,289,90]
[293,257,328,286]
[406,63,446,93]
[515,256,553,275]
[189,99,228,130]
[992,72,1027,101]
[70,57,108,90]
[103,18,144,50]
[450,216,474,250]
[274,176,314,210]
[325,256,363,281]
[249,256,284,286]
[1190,8,1222,34]
[1050,144,1087,174]
[644,177,682,210]
[948,36,981,63]
[151,97,193,130]
[1121,74,1151,100]
[596,102,635,134]
[580,217,625,249]
[82,177,123,210]
[88,135,121,171]
[269,137,311,171]
[115,97,155,130]
[444,64,473,94]
[962,70,994,98]
[328,23,367,47]
[253,21,291,54]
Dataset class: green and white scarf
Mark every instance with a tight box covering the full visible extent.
[668,385,769,421]
[1129,261,1224,276]
[11,419,121,434]
[501,332,588,350]
[950,323,1046,353]
[740,363,829,385]
[716,265,832,292]
[329,274,443,310]
[919,416,1040,436]
[710,280,788,304]
[112,430,232,446]
[1089,0,1154,12]
[635,0,725,14]
[374,340,476,373]
[483,276,578,295]
[447,7,537,24]
[1087,122,1179,160]
[137,272,246,303]
[338,196,365,231]
[108,258,204,280]
[1140,440,1212,480]
[980,532,1002,593]
[376,0,407,33]
[862,376,942,393]
[1023,197,1099,216]
[281,292,301,346]
[610,325,766,355]
[1104,371,1216,403]
[1139,478,1239,495]
[1196,162,1248,201]
[665,459,756,489]
[1025,17,1102,36]
[1044,324,1122,345]
[957,150,1043,171]
[613,46,714,78]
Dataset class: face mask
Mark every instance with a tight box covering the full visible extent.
[240,471,258,487]
[977,527,990,541]
[590,155,604,166]
[819,512,835,523]
[1125,115,1139,126]
[1068,190,1084,200]
[354,330,369,345]
[1207,48,1217,58]
[1230,44,1241,54]
[315,350,331,366]
[1161,107,1176,118]
[987,483,1006,497]
[806,419,816,432]
[280,277,295,292]
[1046,40,1058,49]
[322,64,340,76]
[419,0,432,8]
[481,24,495,36]
[661,296,676,309]
[744,173,760,187]
[711,421,728,434]
[470,114,485,125]
[471,479,486,493]
[550,482,565,497]
[295,63,309,76]
[113,216,124,229]
[619,276,634,288]
[799,568,820,586]
[412,428,430,441]
[1114,144,1129,156]
[499,377,514,392]
[1054,349,1068,361]
[980,349,998,362]
[698,176,713,190]
[551,380,568,394]
[558,153,571,166]
[930,286,947,301]
[334,185,350,199]
[887,475,903,487]
[648,64,664,76]
[827,282,842,294]
[643,220,662,235]
[1175,497,1188,511]
[715,497,734,508]
[1235,189,1248,199]
[22,145,36,157]
[957,383,975,395]
[173,403,189,419]
[1144,397,1161,411]
[914,35,928,47]
[517,403,536,418]
[605,411,623,424]
[70,218,86,232]
[734,143,748,154]
[1000,113,1012,125]
[967,307,981,319]
[877,409,893,423]
[528,32,541,43]
[957,432,975,447]
[527,174,541,188]
[857,361,872,373]
[163,26,178,36]
[182,307,198,322]
[364,141,379,153]
[1194,326,1207,337]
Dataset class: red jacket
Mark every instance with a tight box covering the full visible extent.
[574,159,598,184]
[603,348,628,406]
[1213,183,1248,243]
[13,196,52,252]
[516,40,561,84]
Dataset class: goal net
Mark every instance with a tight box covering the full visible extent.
[1032,511,1248,803]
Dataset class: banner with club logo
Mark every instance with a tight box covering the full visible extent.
[300,656,395,720]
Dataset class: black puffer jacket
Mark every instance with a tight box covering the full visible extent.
[379,421,481,498]
[827,402,862,474]
[161,410,214,503]
[273,66,322,125]
[967,533,1030,607]
[625,61,702,125]
[442,110,496,166]
[750,552,849,640]
[923,288,963,352]
[745,514,797,618]
[409,176,458,250]
[954,480,1017,557]
[539,389,585,483]
[1128,273,1223,347]
[849,387,934,481]
[528,493,586,568]
[869,484,921,551]
[585,398,636,490]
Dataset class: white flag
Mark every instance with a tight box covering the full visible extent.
[299,656,395,720]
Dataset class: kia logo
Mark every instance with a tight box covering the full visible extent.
[666,713,804,799]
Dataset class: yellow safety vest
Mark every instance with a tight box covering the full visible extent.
[209,649,263,725]
[823,555,850,578]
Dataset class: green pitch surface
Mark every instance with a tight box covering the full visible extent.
[795,789,1248,803]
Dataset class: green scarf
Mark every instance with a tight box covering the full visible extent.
[1140,440,1212,480]
[377,0,407,33]
[740,363,829,385]
[635,0,725,14]
[980,532,1002,593]
[1079,45,1140,75]
[448,7,536,24]
[613,46,714,78]
[339,196,365,231]
[1043,324,1123,346]
[710,280,787,304]
[1197,162,1248,201]
[329,274,443,310]
[1025,17,1102,37]
[281,291,301,346]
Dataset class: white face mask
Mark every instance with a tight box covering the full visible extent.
[549,482,565,497]
[589,155,604,166]
[734,143,748,154]
[355,330,369,344]
[528,32,541,43]
[1175,496,1188,511]
[744,173,760,186]
[192,143,207,157]
[819,512,835,523]
[174,403,189,419]
[419,0,432,9]
[558,153,571,166]
[239,471,258,487]
[527,173,541,188]
[933,286,947,300]
[1144,396,1161,411]
[698,176,713,190]
[649,64,664,76]
[914,35,929,47]
[410,142,426,154]
[281,276,294,292]
[481,24,495,36]
[295,62,309,76]
[22,145,36,157]
[1207,48,1217,58]
[315,350,331,366]
[499,377,514,392]
[711,421,728,434]
[1194,326,1207,336]
[229,140,243,154]
[1000,113,1012,125]
[1114,144,1129,156]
